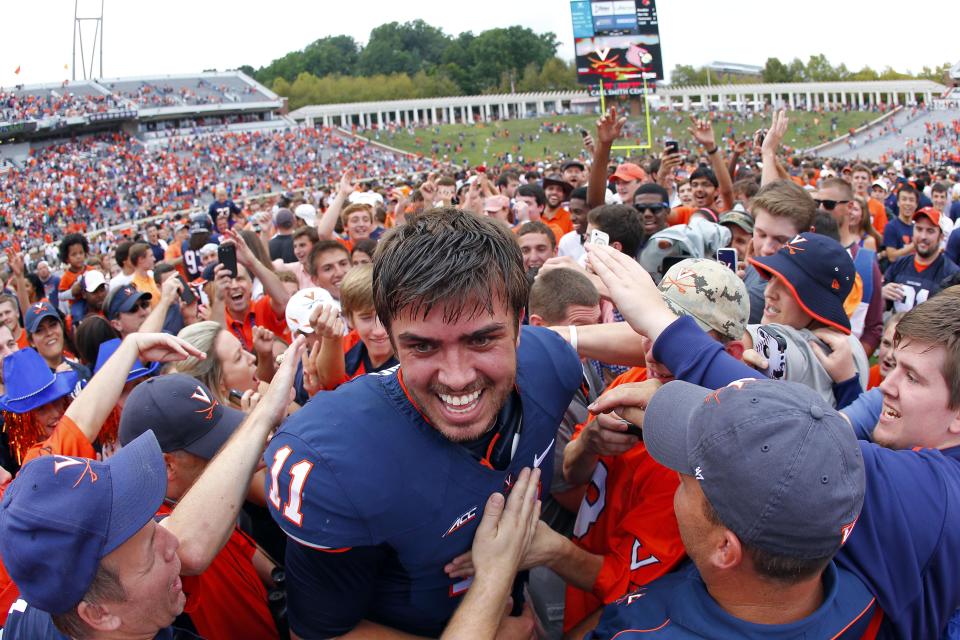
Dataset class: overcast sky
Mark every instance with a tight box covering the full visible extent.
[1,0,955,88]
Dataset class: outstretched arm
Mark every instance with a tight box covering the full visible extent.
[65,333,203,443]
[164,337,304,575]
[587,107,626,208]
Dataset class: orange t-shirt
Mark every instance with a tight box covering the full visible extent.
[15,329,29,350]
[868,199,888,236]
[668,206,694,226]
[156,503,278,640]
[867,364,883,390]
[165,242,187,279]
[225,295,290,352]
[543,207,574,235]
[563,366,685,632]
[57,266,94,293]
[23,415,95,464]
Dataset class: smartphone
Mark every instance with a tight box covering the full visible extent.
[665,139,679,154]
[589,229,610,247]
[218,243,238,278]
[716,248,738,271]
[228,389,244,405]
[755,326,787,379]
[177,275,196,305]
[579,128,589,138]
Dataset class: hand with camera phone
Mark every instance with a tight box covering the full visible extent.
[217,243,238,279]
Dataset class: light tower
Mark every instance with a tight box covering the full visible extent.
[72,0,104,80]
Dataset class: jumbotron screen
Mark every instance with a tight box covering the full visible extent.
[571,0,664,94]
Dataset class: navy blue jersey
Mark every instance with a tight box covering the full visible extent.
[883,253,960,312]
[264,325,581,637]
[181,240,203,281]
[588,562,881,639]
[207,199,240,223]
[882,217,913,251]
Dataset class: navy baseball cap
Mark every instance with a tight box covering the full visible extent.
[748,232,855,334]
[24,300,60,334]
[107,285,151,320]
[119,374,244,460]
[645,378,865,559]
[94,338,160,382]
[0,431,166,614]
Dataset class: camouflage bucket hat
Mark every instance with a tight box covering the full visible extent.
[658,258,749,341]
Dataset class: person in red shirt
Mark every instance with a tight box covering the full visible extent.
[56,233,94,310]
[119,374,279,640]
[542,175,575,235]
[0,338,302,640]
[214,229,292,351]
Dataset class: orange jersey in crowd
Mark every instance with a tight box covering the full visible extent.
[543,207,574,235]
[868,198,888,236]
[156,503,279,640]
[563,367,686,633]
[57,266,94,292]
[225,295,290,352]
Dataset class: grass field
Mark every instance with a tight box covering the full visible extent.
[368,110,874,167]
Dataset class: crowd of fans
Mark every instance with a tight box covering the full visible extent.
[1,77,271,124]
[0,127,431,254]
[0,89,128,123]
[2,103,960,640]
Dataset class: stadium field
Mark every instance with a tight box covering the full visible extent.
[365,111,875,167]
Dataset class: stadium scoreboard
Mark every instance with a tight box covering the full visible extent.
[570,0,664,96]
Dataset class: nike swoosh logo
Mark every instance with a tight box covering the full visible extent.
[533,438,555,468]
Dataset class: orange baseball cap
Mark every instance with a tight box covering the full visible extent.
[912,207,941,227]
[611,163,647,183]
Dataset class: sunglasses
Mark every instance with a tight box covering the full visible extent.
[635,204,670,214]
[814,199,849,211]
[131,299,151,312]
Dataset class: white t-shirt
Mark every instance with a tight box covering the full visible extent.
[558,231,586,262]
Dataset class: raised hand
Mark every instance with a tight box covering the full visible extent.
[596,106,627,146]
[761,109,789,157]
[687,114,717,149]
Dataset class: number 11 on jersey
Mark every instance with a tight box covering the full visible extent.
[268,445,314,526]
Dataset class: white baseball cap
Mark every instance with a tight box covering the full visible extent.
[285,287,339,335]
[82,270,107,293]
[294,204,317,227]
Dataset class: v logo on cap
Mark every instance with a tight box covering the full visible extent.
[190,385,218,420]
[783,235,807,254]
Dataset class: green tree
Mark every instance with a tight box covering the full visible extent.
[356,20,451,77]
[669,64,709,86]
[301,35,360,78]
[538,57,578,90]
[850,65,879,81]
[465,27,558,92]
[805,54,839,81]
[762,57,792,83]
